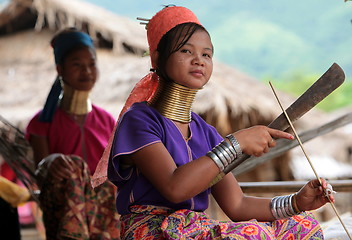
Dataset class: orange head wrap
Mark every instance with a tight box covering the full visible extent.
[91,6,202,188]
[147,6,201,68]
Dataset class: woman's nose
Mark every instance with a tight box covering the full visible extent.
[81,65,92,74]
[192,54,204,66]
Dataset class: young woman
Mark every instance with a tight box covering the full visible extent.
[94,6,333,239]
[26,28,120,240]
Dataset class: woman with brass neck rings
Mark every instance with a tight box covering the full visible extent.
[26,28,120,240]
[94,6,334,239]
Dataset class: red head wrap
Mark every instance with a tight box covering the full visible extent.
[91,6,202,188]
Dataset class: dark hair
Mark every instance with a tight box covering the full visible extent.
[155,22,212,82]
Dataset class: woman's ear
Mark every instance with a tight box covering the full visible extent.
[151,51,159,69]
[56,65,63,77]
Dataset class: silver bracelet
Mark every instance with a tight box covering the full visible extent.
[206,140,238,172]
[212,145,231,167]
[276,196,284,219]
[270,195,280,219]
[284,195,293,217]
[270,194,299,220]
[206,151,225,171]
[288,194,296,216]
[226,134,242,158]
[218,141,237,163]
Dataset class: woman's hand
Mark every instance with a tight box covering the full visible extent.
[295,178,335,212]
[233,125,294,157]
[44,153,75,182]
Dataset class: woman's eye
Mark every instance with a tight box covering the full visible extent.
[181,49,191,53]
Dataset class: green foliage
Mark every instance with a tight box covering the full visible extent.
[81,0,352,82]
[210,14,315,79]
[264,72,352,112]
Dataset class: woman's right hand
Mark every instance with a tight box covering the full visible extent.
[233,125,294,157]
[44,153,75,181]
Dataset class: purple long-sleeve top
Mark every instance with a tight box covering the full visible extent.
[108,102,223,215]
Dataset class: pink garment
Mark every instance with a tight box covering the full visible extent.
[26,105,115,174]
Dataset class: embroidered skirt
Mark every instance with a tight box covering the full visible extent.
[38,156,120,240]
[120,205,324,240]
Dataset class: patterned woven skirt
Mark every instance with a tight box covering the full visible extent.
[38,156,120,240]
[120,205,324,240]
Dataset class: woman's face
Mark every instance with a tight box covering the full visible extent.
[57,47,98,91]
[165,30,213,89]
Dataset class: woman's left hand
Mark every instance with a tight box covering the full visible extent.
[295,178,335,212]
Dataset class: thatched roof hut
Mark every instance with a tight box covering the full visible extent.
[1,0,350,184]
[0,0,292,129]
